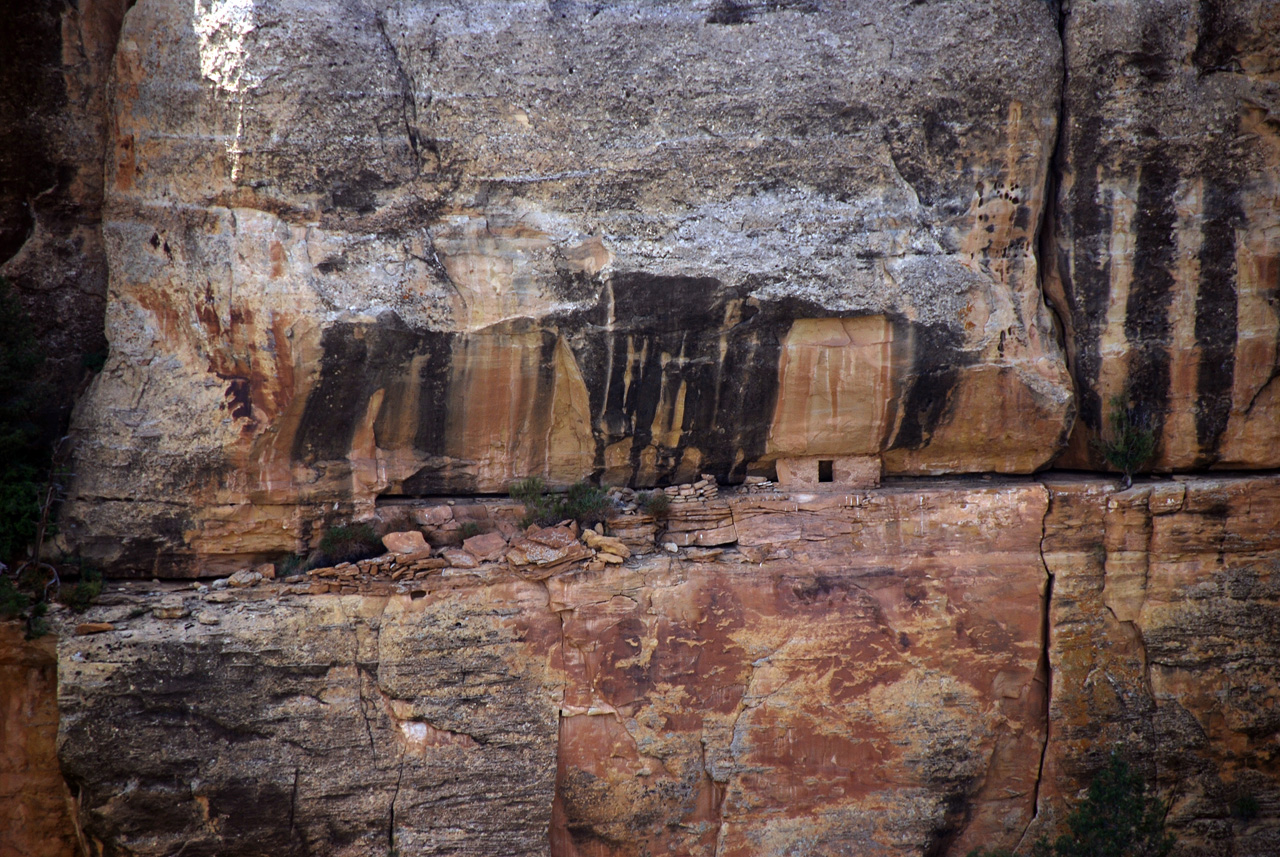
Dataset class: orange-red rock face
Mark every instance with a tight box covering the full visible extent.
[46,475,1280,857]
[0,625,76,857]
[550,484,1050,857]
[1034,474,1280,856]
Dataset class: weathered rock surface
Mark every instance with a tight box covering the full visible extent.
[47,474,1280,857]
[0,0,121,423]
[0,624,76,857]
[1048,0,1280,471]
[60,0,1074,573]
[57,580,562,857]
[1033,474,1280,856]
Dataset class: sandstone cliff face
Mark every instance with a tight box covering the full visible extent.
[53,475,1280,857]
[1033,474,1280,856]
[1048,0,1280,470]
[60,0,1075,572]
[0,625,76,857]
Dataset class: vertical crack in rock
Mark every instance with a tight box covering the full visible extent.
[388,760,404,854]
[1036,0,1071,400]
[1019,482,1056,852]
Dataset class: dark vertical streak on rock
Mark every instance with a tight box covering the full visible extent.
[1124,150,1179,445]
[292,315,451,466]
[560,273,783,486]
[1193,175,1242,464]
[887,321,965,451]
[1192,0,1242,75]
[1061,104,1111,439]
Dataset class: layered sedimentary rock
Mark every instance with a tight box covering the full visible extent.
[1048,0,1280,470]
[51,474,1280,857]
[62,0,1074,573]
[57,579,563,857]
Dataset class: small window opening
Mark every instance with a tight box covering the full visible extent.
[818,460,834,483]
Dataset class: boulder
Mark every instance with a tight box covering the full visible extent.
[383,531,429,555]
[227,570,262,588]
[462,532,509,563]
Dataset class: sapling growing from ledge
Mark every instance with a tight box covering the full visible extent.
[1093,390,1156,490]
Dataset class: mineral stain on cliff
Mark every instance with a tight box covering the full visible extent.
[1193,173,1242,464]
[558,273,786,486]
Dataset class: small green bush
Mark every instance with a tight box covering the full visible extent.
[510,478,613,528]
[1032,751,1174,857]
[58,566,102,613]
[1093,390,1156,490]
[459,521,482,539]
[637,490,671,520]
[0,576,51,638]
[0,575,31,618]
[25,601,49,639]
[317,523,383,565]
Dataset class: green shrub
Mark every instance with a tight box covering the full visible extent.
[0,575,51,638]
[1032,751,1174,857]
[459,521,481,539]
[25,601,49,639]
[0,575,31,618]
[510,478,613,528]
[1093,390,1156,490]
[58,566,102,613]
[637,490,671,520]
[317,523,383,565]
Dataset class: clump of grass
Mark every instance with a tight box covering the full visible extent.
[637,490,670,520]
[276,554,309,577]
[459,521,482,539]
[316,523,383,566]
[510,477,613,528]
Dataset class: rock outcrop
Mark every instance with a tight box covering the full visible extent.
[1048,0,1280,470]
[60,0,1075,573]
[51,474,1280,857]
[0,0,124,422]
[1032,474,1280,856]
